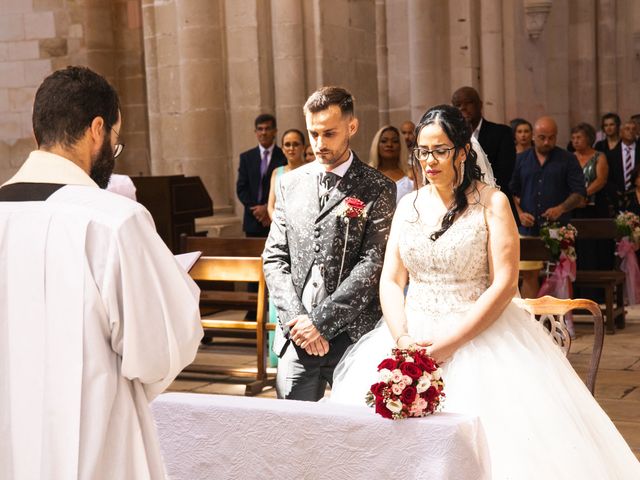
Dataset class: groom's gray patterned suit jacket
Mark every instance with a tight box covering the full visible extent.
[263,154,396,352]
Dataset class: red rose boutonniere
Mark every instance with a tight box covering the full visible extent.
[338,197,367,220]
[335,197,367,286]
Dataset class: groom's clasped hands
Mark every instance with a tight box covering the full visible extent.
[287,315,330,357]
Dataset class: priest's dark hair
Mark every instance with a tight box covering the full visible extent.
[32,66,120,149]
[413,104,482,241]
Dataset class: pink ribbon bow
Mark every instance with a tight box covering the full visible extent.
[616,237,640,305]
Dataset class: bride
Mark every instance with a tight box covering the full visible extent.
[330,105,640,478]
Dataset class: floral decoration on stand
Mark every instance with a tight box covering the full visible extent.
[538,223,578,337]
[615,211,640,305]
[336,197,367,285]
[365,347,445,420]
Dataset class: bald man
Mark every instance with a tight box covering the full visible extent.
[400,120,416,149]
[452,86,516,198]
[509,116,586,236]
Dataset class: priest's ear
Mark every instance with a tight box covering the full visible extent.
[88,116,106,151]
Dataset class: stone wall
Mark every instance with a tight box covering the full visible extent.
[0,0,149,183]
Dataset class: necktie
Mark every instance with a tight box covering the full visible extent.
[624,147,634,190]
[319,172,339,209]
[257,149,270,202]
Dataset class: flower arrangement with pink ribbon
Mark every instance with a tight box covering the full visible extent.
[365,347,445,420]
[538,223,578,336]
[615,211,640,305]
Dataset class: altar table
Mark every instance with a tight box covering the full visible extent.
[152,392,491,480]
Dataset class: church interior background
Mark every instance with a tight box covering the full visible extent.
[0,0,639,235]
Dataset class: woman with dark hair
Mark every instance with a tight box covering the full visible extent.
[510,118,534,154]
[267,128,310,219]
[368,125,414,203]
[622,165,640,215]
[331,105,639,478]
[594,112,621,153]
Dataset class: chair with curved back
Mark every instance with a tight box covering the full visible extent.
[514,295,605,395]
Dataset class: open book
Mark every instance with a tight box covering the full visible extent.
[174,251,202,273]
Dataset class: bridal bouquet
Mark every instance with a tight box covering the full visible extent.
[365,347,444,420]
[615,211,640,304]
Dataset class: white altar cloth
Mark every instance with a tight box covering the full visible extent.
[152,392,490,480]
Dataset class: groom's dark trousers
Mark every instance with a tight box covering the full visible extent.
[263,154,396,401]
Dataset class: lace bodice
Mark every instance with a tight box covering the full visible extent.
[398,194,490,317]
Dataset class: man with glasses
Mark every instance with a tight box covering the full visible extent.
[236,113,287,238]
[0,66,203,479]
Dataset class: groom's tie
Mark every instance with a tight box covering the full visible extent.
[319,172,339,209]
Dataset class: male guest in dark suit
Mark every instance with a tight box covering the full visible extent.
[606,120,640,209]
[452,86,516,202]
[236,113,287,237]
[263,86,396,401]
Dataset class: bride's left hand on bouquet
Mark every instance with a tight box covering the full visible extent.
[415,338,457,364]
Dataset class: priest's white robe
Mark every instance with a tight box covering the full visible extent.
[0,151,204,479]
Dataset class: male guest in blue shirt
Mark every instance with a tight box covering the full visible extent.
[510,116,586,236]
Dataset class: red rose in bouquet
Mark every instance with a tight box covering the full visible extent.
[377,358,398,371]
[400,361,422,380]
[365,347,445,420]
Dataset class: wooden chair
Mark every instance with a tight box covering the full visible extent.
[179,235,273,395]
[180,235,267,316]
[569,219,625,334]
[185,255,275,395]
[514,295,604,395]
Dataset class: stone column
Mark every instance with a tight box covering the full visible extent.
[480,0,505,122]
[305,0,378,155]
[545,1,571,144]
[141,0,180,176]
[174,0,230,212]
[407,0,450,120]
[225,0,275,226]
[448,0,481,93]
[384,0,411,126]
[596,0,617,116]
[271,0,307,134]
[111,0,151,176]
[375,0,390,126]
[568,0,597,127]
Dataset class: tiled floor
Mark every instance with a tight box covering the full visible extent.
[169,308,640,460]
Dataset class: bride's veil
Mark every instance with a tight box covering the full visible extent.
[471,137,497,188]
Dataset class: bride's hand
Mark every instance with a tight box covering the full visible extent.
[396,335,418,350]
[415,337,458,364]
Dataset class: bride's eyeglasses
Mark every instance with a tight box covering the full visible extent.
[413,146,456,162]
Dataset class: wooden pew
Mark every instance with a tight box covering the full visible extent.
[180,235,274,395]
[569,219,625,333]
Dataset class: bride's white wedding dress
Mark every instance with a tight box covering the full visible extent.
[330,191,640,479]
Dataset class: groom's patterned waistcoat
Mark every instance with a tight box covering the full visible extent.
[263,154,396,344]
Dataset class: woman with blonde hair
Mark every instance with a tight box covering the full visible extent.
[369,125,414,203]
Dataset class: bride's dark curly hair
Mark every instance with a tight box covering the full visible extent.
[410,104,483,241]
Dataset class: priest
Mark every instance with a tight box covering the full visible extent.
[0,66,203,479]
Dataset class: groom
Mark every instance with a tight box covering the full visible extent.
[263,86,396,401]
